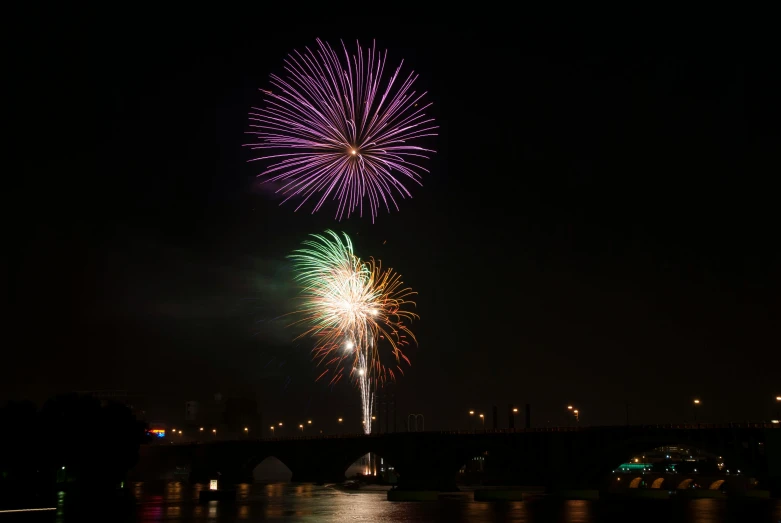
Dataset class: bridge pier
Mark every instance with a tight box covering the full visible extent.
[189,464,253,485]
[289,464,346,485]
[394,467,459,492]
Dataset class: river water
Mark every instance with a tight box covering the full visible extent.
[9,481,781,522]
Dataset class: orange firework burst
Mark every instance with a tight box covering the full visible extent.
[289,231,418,387]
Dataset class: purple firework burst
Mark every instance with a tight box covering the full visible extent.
[245,39,437,221]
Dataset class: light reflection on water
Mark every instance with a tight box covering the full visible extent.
[104,482,781,522]
[9,483,779,522]
[686,499,723,523]
[564,500,591,523]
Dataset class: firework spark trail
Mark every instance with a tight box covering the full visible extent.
[356,348,372,435]
[289,231,417,433]
[246,39,437,221]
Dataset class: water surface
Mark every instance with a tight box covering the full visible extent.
[11,481,781,522]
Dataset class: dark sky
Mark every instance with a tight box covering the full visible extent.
[8,10,780,431]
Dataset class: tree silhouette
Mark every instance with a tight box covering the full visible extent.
[0,394,147,509]
[0,400,45,499]
[39,394,147,490]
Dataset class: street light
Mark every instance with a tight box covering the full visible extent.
[567,406,579,424]
[178,430,182,435]
[244,427,249,433]
[479,413,485,428]
[512,407,519,413]
[693,399,701,423]
[270,425,275,435]
[307,420,312,425]
[199,427,204,432]
[212,429,217,435]
[299,424,304,432]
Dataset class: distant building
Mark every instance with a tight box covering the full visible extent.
[185,401,199,422]
[190,393,225,432]
[183,393,262,439]
[223,397,262,435]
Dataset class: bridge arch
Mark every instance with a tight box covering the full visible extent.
[628,477,643,488]
[650,477,665,489]
[709,479,725,490]
[606,442,738,482]
[677,478,694,489]
[251,456,293,482]
[344,452,397,483]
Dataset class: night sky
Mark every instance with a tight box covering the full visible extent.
[8,11,780,431]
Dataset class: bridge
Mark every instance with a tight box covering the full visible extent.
[131,423,781,493]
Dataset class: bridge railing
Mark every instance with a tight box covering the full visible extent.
[159,422,779,445]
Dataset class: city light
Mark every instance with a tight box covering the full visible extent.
[693,399,700,404]
[776,396,781,401]
[469,410,474,415]
[567,406,573,410]
[199,427,204,432]
[278,422,283,426]
[244,427,249,432]
[512,407,518,413]
[212,429,216,434]
[307,420,312,424]
[338,418,343,423]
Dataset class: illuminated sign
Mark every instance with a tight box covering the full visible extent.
[149,429,165,438]
[209,480,218,491]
